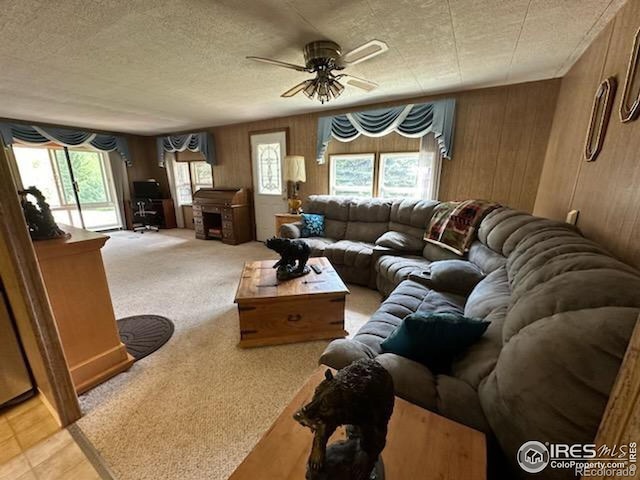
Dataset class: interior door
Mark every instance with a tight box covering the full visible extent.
[250,131,288,241]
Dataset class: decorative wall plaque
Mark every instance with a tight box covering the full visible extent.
[585,77,616,162]
[620,27,640,123]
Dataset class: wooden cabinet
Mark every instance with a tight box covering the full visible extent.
[192,188,252,244]
[274,213,301,237]
[33,225,134,394]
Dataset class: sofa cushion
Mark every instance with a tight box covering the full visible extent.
[388,199,440,239]
[375,255,431,297]
[345,221,389,243]
[352,279,466,354]
[304,196,350,240]
[381,312,489,373]
[375,353,490,432]
[464,267,510,320]
[305,195,350,221]
[345,198,393,243]
[301,237,335,257]
[467,241,507,274]
[375,231,424,252]
[324,240,375,269]
[422,242,462,261]
[300,213,324,237]
[409,260,484,296]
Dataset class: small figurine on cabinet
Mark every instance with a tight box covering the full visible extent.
[293,359,395,480]
[19,187,67,241]
[265,237,311,280]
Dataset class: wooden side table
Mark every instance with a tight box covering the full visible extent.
[229,367,487,479]
[275,213,302,237]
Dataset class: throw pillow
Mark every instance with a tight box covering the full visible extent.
[424,200,500,256]
[381,312,489,373]
[375,231,424,252]
[408,260,485,296]
[300,213,325,237]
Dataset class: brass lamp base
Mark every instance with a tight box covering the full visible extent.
[288,198,303,214]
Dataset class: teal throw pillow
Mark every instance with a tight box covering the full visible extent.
[380,312,489,373]
[301,213,325,237]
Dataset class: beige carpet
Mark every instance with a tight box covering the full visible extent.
[76,229,381,480]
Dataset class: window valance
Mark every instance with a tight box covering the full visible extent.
[316,98,455,163]
[0,123,132,165]
[156,132,216,167]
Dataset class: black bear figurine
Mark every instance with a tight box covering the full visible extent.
[293,359,394,480]
[265,237,311,280]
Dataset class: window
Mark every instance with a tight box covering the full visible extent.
[172,160,213,206]
[13,146,121,230]
[379,152,432,199]
[329,150,437,199]
[329,154,375,197]
[257,142,282,195]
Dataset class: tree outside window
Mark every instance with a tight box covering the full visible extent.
[329,151,436,199]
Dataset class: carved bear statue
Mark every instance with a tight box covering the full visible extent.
[294,359,395,480]
[265,237,311,278]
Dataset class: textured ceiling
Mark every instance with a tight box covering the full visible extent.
[0,0,626,134]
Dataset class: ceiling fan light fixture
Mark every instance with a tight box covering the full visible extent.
[328,80,345,98]
[256,38,385,104]
[303,80,317,99]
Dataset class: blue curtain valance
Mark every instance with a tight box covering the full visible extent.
[156,132,216,167]
[0,123,132,165]
[316,99,455,163]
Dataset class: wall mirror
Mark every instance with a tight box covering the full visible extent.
[620,27,640,123]
[585,77,616,162]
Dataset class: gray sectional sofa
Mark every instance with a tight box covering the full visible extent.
[280,195,640,479]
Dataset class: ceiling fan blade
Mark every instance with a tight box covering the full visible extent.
[339,40,389,66]
[246,56,309,72]
[281,80,311,98]
[340,74,378,92]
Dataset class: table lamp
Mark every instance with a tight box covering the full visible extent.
[284,155,306,214]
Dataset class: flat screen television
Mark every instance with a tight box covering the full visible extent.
[133,180,162,199]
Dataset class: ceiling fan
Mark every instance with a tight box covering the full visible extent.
[247,39,388,104]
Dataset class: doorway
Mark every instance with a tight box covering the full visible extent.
[13,145,122,231]
[250,130,288,241]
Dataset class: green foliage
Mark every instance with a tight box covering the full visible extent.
[382,157,418,188]
[54,150,108,204]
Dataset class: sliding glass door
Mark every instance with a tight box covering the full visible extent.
[13,145,122,231]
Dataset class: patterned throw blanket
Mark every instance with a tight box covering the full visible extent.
[424,200,501,255]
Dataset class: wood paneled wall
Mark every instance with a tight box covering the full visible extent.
[125,135,170,197]
[534,0,640,269]
[194,79,560,212]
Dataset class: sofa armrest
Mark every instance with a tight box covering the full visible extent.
[375,353,438,410]
[280,221,303,239]
[319,339,376,369]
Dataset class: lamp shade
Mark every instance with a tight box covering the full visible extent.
[283,155,306,182]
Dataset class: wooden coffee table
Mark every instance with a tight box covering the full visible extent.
[229,367,487,479]
[234,257,350,348]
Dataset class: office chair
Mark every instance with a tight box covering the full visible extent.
[132,199,160,233]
